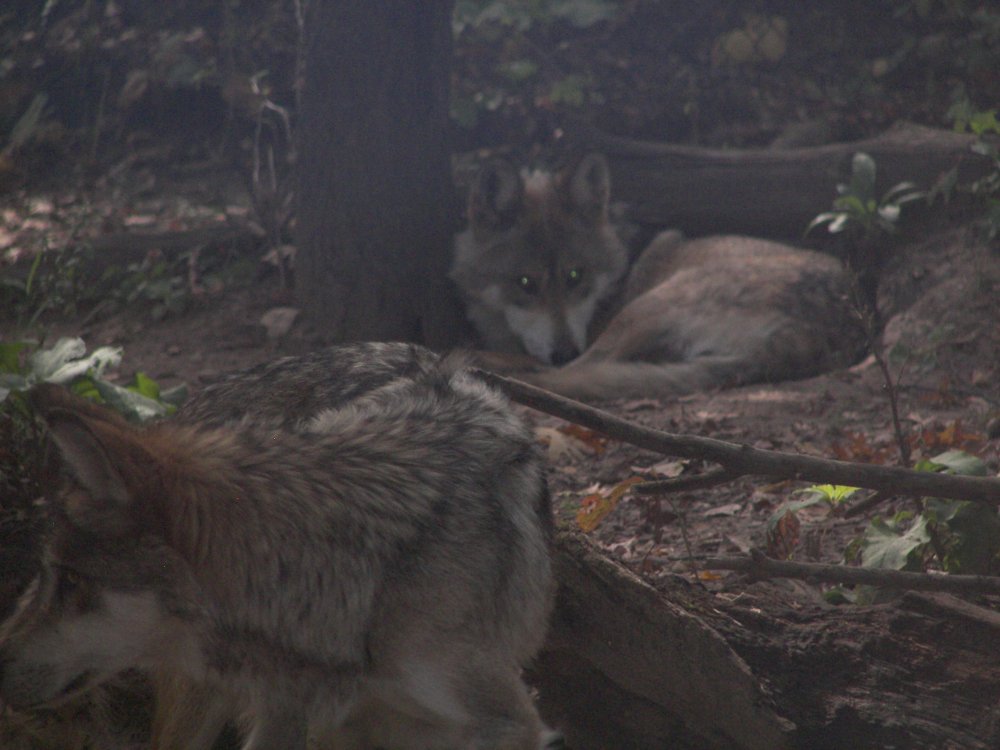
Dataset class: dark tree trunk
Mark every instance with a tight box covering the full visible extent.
[295,0,465,347]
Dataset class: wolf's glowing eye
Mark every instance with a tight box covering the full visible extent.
[516,275,538,295]
[566,268,584,288]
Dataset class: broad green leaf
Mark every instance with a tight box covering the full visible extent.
[92,379,169,422]
[797,484,860,505]
[860,514,929,570]
[834,193,866,215]
[929,449,988,477]
[917,450,988,476]
[969,109,1000,136]
[129,371,161,400]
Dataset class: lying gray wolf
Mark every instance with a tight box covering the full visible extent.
[450,153,867,401]
[0,359,556,750]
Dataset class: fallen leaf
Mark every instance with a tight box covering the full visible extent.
[766,509,800,559]
[576,476,644,533]
[705,502,743,518]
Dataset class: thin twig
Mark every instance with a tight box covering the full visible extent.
[477,370,1000,504]
[872,341,911,466]
[705,551,1000,595]
[634,468,738,495]
[843,490,894,518]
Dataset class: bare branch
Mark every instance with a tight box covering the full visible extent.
[634,468,738,494]
[477,371,1000,505]
[843,490,895,518]
[705,551,1000,595]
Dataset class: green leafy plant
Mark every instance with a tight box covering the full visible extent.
[945,104,1000,245]
[450,0,620,132]
[0,337,185,421]
[106,254,192,322]
[851,450,997,576]
[808,152,927,467]
[806,152,926,242]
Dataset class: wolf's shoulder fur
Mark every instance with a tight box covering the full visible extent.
[180,341,441,428]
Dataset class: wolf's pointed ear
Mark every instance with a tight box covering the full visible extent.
[562,153,611,224]
[468,158,523,232]
[43,409,134,533]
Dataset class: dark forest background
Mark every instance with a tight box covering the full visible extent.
[2,0,997,185]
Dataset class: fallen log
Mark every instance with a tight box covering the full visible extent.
[581,122,994,238]
[530,532,796,750]
[533,529,1000,749]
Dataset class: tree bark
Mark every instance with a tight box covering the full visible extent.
[573,122,995,239]
[295,0,466,347]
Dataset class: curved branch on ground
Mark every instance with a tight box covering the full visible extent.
[478,370,1000,505]
[705,550,1000,595]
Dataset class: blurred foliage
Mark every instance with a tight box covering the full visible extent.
[2,0,999,177]
[942,102,1000,247]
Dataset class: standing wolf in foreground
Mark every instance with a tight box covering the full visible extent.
[0,358,555,750]
[451,154,867,401]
